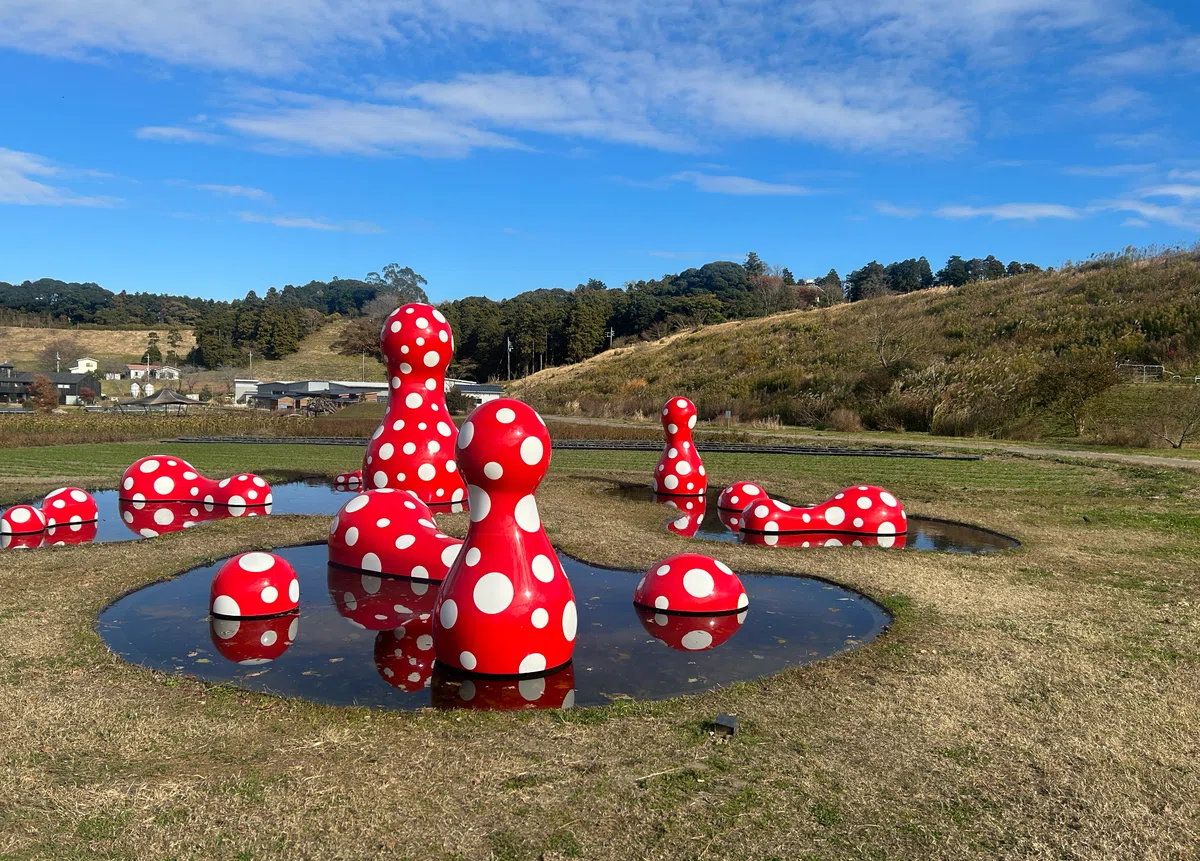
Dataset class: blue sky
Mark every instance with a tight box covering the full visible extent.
[1,0,1198,303]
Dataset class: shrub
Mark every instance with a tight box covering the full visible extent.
[828,408,863,432]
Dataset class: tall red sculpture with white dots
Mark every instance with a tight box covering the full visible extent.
[654,396,706,496]
[432,398,577,676]
[363,303,468,508]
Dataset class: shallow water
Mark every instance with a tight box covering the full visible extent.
[605,484,1018,553]
[96,543,889,710]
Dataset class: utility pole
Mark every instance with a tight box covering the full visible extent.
[506,337,512,381]
[362,349,366,382]
[248,349,253,374]
[607,327,615,349]
[55,351,60,372]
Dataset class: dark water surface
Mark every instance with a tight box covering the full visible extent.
[605,484,1018,554]
[96,543,889,710]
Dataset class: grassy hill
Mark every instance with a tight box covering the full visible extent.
[511,250,1200,445]
[0,326,196,367]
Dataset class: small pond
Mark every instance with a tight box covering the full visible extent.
[605,484,1018,554]
[96,543,889,711]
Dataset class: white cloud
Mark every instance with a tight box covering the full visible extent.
[1121,218,1149,227]
[1098,198,1200,232]
[934,203,1082,221]
[1062,163,1156,177]
[874,200,921,217]
[1168,169,1200,181]
[1086,86,1150,115]
[668,172,817,196]
[0,148,117,207]
[238,211,384,233]
[136,126,223,143]
[1138,184,1200,202]
[195,183,271,200]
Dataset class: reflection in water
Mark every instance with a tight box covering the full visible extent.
[210,613,299,665]
[327,565,438,631]
[118,499,269,538]
[740,531,909,549]
[655,492,707,538]
[44,521,100,546]
[98,544,888,710]
[606,484,1017,554]
[431,661,576,711]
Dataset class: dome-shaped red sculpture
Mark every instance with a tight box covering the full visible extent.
[42,487,98,526]
[740,485,906,536]
[1,504,46,535]
[374,614,436,691]
[334,469,362,490]
[634,605,746,652]
[327,564,439,631]
[44,520,99,546]
[717,481,769,512]
[327,488,462,580]
[741,530,909,549]
[210,552,300,618]
[431,661,576,711]
[654,397,706,496]
[120,456,273,508]
[433,398,576,676]
[360,303,467,508]
[210,614,298,665]
[633,553,748,615]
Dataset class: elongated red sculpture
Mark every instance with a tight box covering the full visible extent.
[211,614,298,665]
[120,456,273,507]
[740,485,906,536]
[361,303,467,508]
[1,504,46,535]
[717,481,769,512]
[654,397,706,496]
[334,470,362,490]
[42,487,99,526]
[635,606,746,652]
[433,398,576,676]
[741,531,908,549]
[633,553,748,615]
[374,614,436,691]
[327,564,439,631]
[431,662,575,711]
[210,552,300,618]
[327,488,462,580]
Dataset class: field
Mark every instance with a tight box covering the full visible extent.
[0,326,197,366]
[0,439,1197,859]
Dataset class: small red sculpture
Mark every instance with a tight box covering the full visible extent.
[717,481,769,512]
[433,398,576,676]
[334,470,363,490]
[741,531,908,549]
[740,485,906,536]
[1,504,46,535]
[120,456,273,507]
[656,493,707,538]
[634,605,746,652]
[211,614,298,665]
[327,488,462,580]
[431,661,576,710]
[44,521,99,546]
[361,303,467,508]
[633,553,748,615]
[42,487,99,526]
[374,614,436,692]
[654,397,706,496]
[327,565,439,631]
[210,552,300,618]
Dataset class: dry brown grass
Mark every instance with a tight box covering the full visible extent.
[0,446,1197,859]
[0,326,196,364]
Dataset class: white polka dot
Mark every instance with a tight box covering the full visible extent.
[378,443,394,461]
[532,554,554,582]
[519,653,547,674]
[514,495,539,532]
[437,422,452,437]
[667,423,677,433]
[496,407,516,424]
[153,508,174,526]
[464,547,482,567]
[402,442,417,455]
[654,596,669,610]
[458,421,474,448]
[531,608,549,628]
[392,419,405,432]
[853,517,864,528]
[562,601,577,641]
[212,595,240,616]
[423,350,440,368]
[405,393,423,409]
[857,496,872,510]
[754,504,769,518]
[415,316,428,328]
[411,565,429,579]
[656,564,671,576]
[153,476,175,496]
[123,477,134,491]
[345,494,370,513]
[228,495,246,507]
[418,464,436,481]
[520,436,544,465]
[483,461,503,480]
[289,579,299,602]
[390,320,401,333]
[879,521,896,534]
[675,461,691,476]
[261,585,279,604]
[139,527,159,538]
[219,478,231,488]
[765,522,778,532]
[390,533,415,551]
[468,485,491,521]
[345,527,359,547]
[881,491,898,507]
[440,599,458,629]
[663,474,679,490]
[362,553,382,572]
[683,568,715,598]
[825,506,845,526]
[70,490,88,503]
[474,572,514,614]
[688,415,697,429]
[240,552,275,572]
[9,508,30,524]
[681,630,713,651]
[139,459,160,473]
[668,447,677,458]
[122,511,133,524]
[441,544,460,567]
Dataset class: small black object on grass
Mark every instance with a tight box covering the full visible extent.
[713,713,738,736]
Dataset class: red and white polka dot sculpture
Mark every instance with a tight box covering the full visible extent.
[656,493,707,538]
[633,553,748,615]
[1,504,46,535]
[717,481,769,513]
[42,487,99,526]
[334,470,362,491]
[654,397,706,496]
[374,614,436,691]
[431,662,576,711]
[120,456,273,508]
[740,485,906,537]
[327,564,439,631]
[327,489,463,580]
[362,303,467,508]
[210,552,300,618]
[635,606,746,652]
[211,614,298,665]
[433,398,576,677]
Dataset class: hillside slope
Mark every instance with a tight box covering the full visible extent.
[511,251,1200,439]
[0,327,196,366]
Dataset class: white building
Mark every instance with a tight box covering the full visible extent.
[69,357,99,374]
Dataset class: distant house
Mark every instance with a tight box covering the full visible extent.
[454,383,504,405]
[0,362,102,406]
[69,357,99,374]
[243,378,503,410]
[125,363,181,381]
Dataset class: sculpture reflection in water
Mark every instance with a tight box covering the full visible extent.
[118,498,270,538]
[634,606,746,652]
[740,531,909,549]
[431,662,576,711]
[327,564,438,631]
[654,492,707,538]
[210,614,299,665]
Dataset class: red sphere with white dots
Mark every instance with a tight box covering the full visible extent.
[210,552,300,618]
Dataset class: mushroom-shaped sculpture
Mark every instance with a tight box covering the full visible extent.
[433,398,576,676]
[656,493,707,538]
[327,564,439,631]
[327,488,462,580]
[119,456,273,507]
[741,530,909,549]
[118,499,241,538]
[717,481,769,513]
[210,552,300,618]
[740,485,906,536]
[42,487,98,526]
[634,605,746,652]
[211,614,299,665]
[1,504,46,535]
[633,553,748,615]
[374,613,436,692]
[360,303,468,508]
[654,397,706,497]
[44,520,99,546]
[334,469,363,491]
[431,661,575,711]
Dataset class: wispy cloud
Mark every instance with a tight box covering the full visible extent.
[668,171,818,196]
[1168,169,1200,182]
[195,183,271,200]
[1138,184,1200,202]
[0,148,117,207]
[1085,86,1151,116]
[238,211,384,233]
[874,200,921,218]
[1062,163,1156,177]
[1122,218,1149,228]
[136,126,223,144]
[934,203,1082,221]
[1098,198,1200,232]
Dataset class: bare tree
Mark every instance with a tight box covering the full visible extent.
[862,281,919,370]
[1146,385,1200,449]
